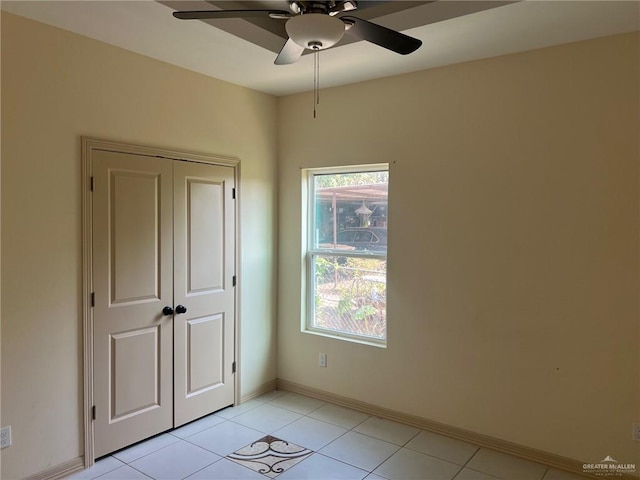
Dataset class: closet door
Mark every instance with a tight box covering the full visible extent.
[93,151,174,458]
[173,161,236,426]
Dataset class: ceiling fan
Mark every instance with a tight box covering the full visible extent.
[172,1,423,65]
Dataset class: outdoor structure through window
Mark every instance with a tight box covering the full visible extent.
[305,166,388,345]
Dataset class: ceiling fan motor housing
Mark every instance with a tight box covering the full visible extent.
[286,13,345,50]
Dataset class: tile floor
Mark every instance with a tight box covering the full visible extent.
[68,391,587,480]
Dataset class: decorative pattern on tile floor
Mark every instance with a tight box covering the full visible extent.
[227,435,312,478]
[67,390,588,480]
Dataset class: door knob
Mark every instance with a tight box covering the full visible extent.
[162,306,174,316]
[175,305,187,314]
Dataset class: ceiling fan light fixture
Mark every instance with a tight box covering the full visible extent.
[286,13,345,50]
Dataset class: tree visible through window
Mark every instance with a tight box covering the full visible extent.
[306,167,388,344]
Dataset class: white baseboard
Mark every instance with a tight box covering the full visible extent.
[25,457,84,480]
[276,378,629,480]
[241,378,278,403]
[28,379,634,480]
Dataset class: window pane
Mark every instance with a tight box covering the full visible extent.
[312,255,386,340]
[313,171,388,253]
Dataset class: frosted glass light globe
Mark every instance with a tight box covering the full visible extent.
[286,14,345,50]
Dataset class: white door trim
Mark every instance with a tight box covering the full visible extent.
[81,136,241,467]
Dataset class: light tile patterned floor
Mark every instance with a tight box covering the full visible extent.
[68,391,588,480]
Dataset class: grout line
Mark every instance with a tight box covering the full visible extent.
[224,402,308,434]
[123,463,155,479]
[399,429,422,447]
[451,445,483,480]
[180,455,227,480]
[312,452,371,475]
[340,415,398,474]
[82,456,126,480]
[112,435,181,465]
[311,422,353,453]
[462,446,482,468]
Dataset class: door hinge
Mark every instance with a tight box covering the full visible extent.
[232,188,236,199]
[232,361,236,374]
[90,177,94,191]
[91,292,95,307]
[232,275,236,287]
[92,405,96,420]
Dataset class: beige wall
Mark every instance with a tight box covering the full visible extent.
[1,13,278,479]
[2,10,638,478]
[278,33,639,465]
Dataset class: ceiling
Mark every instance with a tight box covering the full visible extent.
[2,1,638,96]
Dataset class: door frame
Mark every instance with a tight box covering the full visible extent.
[81,136,241,467]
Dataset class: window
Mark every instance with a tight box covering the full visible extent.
[305,166,388,345]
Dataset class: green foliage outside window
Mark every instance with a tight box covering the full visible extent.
[313,256,386,339]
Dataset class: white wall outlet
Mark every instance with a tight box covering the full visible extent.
[319,353,327,368]
[1,426,12,449]
[633,423,640,441]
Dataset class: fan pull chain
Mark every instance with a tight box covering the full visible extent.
[313,50,320,119]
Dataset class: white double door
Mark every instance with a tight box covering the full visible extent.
[92,150,236,458]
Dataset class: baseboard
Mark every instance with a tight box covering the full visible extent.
[241,378,278,403]
[24,382,275,480]
[23,380,632,480]
[25,457,85,480]
[277,378,633,480]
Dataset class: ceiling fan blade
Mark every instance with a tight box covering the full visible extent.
[329,1,358,15]
[274,38,305,65]
[341,16,422,55]
[173,10,291,20]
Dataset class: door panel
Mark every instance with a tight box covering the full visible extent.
[111,327,161,419]
[187,181,224,293]
[186,314,224,395]
[174,162,236,426]
[93,150,174,458]
[110,172,162,304]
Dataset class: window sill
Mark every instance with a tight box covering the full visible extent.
[302,327,387,348]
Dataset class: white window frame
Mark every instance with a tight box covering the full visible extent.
[303,164,389,347]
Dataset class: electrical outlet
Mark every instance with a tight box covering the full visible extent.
[319,353,327,368]
[1,426,11,449]
[633,423,640,441]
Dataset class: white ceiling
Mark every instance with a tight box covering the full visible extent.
[2,1,638,96]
